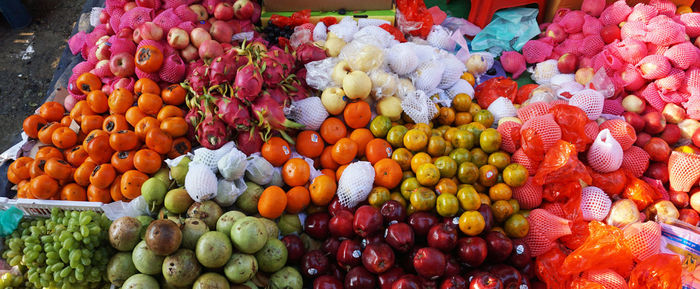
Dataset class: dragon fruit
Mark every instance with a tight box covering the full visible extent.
[234,62,263,102]
[251,93,305,140]
[187,62,210,94]
[237,127,263,155]
[216,97,251,131]
[286,78,310,101]
[295,42,326,65]
[266,87,290,105]
[209,55,236,86]
[261,57,285,87]
[197,110,228,149]
[268,46,296,74]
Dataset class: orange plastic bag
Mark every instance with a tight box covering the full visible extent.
[474,77,518,108]
[521,128,546,163]
[560,215,589,250]
[533,140,592,189]
[536,245,571,289]
[588,168,627,197]
[628,253,683,289]
[549,104,592,152]
[560,221,635,279]
[396,0,433,38]
[570,278,606,289]
[515,83,538,105]
[623,171,663,211]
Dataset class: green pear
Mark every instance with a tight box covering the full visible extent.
[171,157,191,186]
[164,188,193,214]
[142,178,167,212]
[153,168,172,186]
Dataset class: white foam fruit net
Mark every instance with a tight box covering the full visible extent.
[488,97,517,124]
[337,161,375,208]
[218,147,248,181]
[438,54,465,89]
[668,151,700,192]
[584,269,628,289]
[623,221,661,262]
[185,161,218,202]
[193,141,235,173]
[598,119,637,150]
[525,209,573,256]
[387,43,420,75]
[286,97,329,131]
[580,186,612,221]
[531,59,560,85]
[352,25,397,49]
[587,129,624,173]
[401,90,438,124]
[569,89,605,120]
[427,25,456,51]
[621,146,650,178]
[328,17,358,42]
[412,59,445,91]
[446,79,474,99]
[369,70,399,100]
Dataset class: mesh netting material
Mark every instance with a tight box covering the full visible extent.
[119,7,153,31]
[152,8,180,32]
[387,43,419,75]
[523,40,554,64]
[599,119,636,150]
[684,95,700,120]
[569,89,604,120]
[659,90,690,105]
[628,3,659,23]
[618,65,645,91]
[184,161,218,202]
[286,97,329,131]
[600,0,633,26]
[427,25,456,51]
[488,97,517,124]
[645,16,687,47]
[159,53,186,83]
[620,21,648,42]
[669,151,700,192]
[646,42,669,56]
[637,54,671,80]
[521,114,563,152]
[621,146,650,177]
[585,269,629,289]
[109,77,134,93]
[525,209,573,256]
[615,38,647,65]
[438,55,466,89]
[648,0,677,17]
[500,51,527,79]
[68,31,87,55]
[663,42,697,70]
[313,22,327,42]
[588,129,624,173]
[602,49,624,72]
[401,90,438,124]
[560,10,585,34]
[513,149,539,176]
[174,4,197,23]
[446,79,474,100]
[686,67,700,95]
[135,67,161,83]
[531,60,560,85]
[582,15,604,36]
[581,186,612,221]
[87,45,100,64]
[550,99,570,106]
[656,68,685,92]
[585,121,600,143]
[92,61,114,79]
[109,36,137,55]
[497,120,522,153]
[579,35,605,57]
[623,221,661,262]
[412,60,444,91]
[513,178,543,209]
[679,12,700,38]
[72,61,95,81]
[582,0,605,17]
[517,102,551,123]
[177,21,196,33]
[337,161,374,208]
[638,83,666,112]
[541,202,567,218]
[603,98,625,115]
[556,39,584,57]
[193,141,235,173]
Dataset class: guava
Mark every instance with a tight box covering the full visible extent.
[224,253,258,284]
[258,218,279,239]
[255,238,288,273]
[132,240,165,275]
[196,231,233,268]
[162,249,201,287]
[182,218,210,250]
[164,188,194,214]
[108,216,142,251]
[277,214,302,236]
[268,267,302,289]
[216,211,245,236]
[188,200,223,229]
[121,274,160,289]
[235,182,263,215]
[193,272,230,289]
[230,217,268,254]
[107,252,137,286]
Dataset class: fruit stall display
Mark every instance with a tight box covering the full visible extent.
[0,0,699,288]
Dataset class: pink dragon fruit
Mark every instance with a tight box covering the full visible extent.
[285,77,310,102]
[295,42,326,65]
[234,62,263,102]
[187,61,210,94]
[261,57,285,87]
[266,87,289,105]
[237,127,263,155]
[197,110,228,149]
[209,55,236,86]
[251,93,304,140]
[216,97,251,131]
[268,46,296,74]
[295,67,308,86]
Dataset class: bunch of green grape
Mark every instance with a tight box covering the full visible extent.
[1,208,113,289]
[0,272,23,288]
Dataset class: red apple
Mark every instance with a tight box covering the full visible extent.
[477,204,495,232]
[457,237,488,267]
[305,212,330,240]
[378,267,404,289]
[670,190,689,208]
[117,27,134,39]
[693,129,700,147]
[420,276,438,289]
[660,124,681,145]
[124,2,137,11]
[545,23,567,43]
[189,4,208,21]
[314,275,343,289]
[337,239,363,270]
[679,208,699,226]
[138,22,164,41]
[489,264,522,288]
[427,223,458,252]
[281,235,305,264]
[392,275,422,289]
[408,212,439,237]
[132,27,143,43]
[575,67,595,85]
[329,209,355,238]
[624,111,646,132]
[557,53,578,74]
[214,2,234,20]
[636,132,652,147]
[345,266,376,289]
[180,45,199,62]
[353,205,383,238]
[485,231,513,263]
[95,43,111,61]
[381,200,407,224]
[645,162,669,183]
[413,247,446,279]
[301,250,329,278]
[643,137,671,162]
[643,111,667,135]
[507,239,532,269]
[329,196,355,216]
[444,257,460,277]
[167,27,190,50]
[322,237,341,256]
[691,189,700,213]
[601,24,621,44]
[362,242,395,274]
[622,94,646,113]
[109,52,135,77]
[135,0,156,8]
[210,20,233,44]
[662,103,686,124]
[330,263,345,282]
[190,27,211,48]
[362,232,385,248]
[93,60,113,78]
[99,10,110,24]
[469,272,504,289]
[441,275,468,289]
[233,0,255,20]
[385,223,415,252]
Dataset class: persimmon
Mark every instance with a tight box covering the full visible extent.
[133,149,161,174]
[38,101,65,122]
[110,175,125,202]
[161,84,185,105]
[35,146,63,161]
[37,122,63,145]
[75,72,102,94]
[8,157,33,181]
[6,170,22,185]
[87,184,112,203]
[65,145,88,167]
[145,128,172,154]
[44,158,73,181]
[121,170,148,199]
[168,137,191,159]
[85,131,114,164]
[80,115,104,134]
[90,163,116,189]
[125,106,147,127]
[60,116,73,127]
[156,105,185,121]
[103,114,129,133]
[60,183,87,201]
[29,175,59,199]
[138,93,163,116]
[109,130,139,151]
[69,100,96,123]
[159,117,188,138]
[83,130,109,148]
[261,137,292,167]
[51,127,78,149]
[108,88,134,114]
[111,151,135,173]
[23,115,47,139]
[135,45,164,73]
[135,117,160,140]
[74,161,97,186]
[135,78,160,96]
[86,90,109,113]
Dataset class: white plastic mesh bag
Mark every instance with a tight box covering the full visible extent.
[286,97,329,131]
[305,58,339,91]
[185,161,218,202]
[427,25,456,51]
[387,43,420,75]
[413,44,443,64]
[488,97,517,124]
[215,178,247,207]
[396,78,416,99]
[580,186,612,221]
[438,54,466,89]
[193,141,235,173]
[369,70,399,99]
[569,89,605,120]
[446,79,474,99]
[313,22,327,42]
[530,59,561,85]
[218,147,247,181]
[358,18,391,28]
[427,89,451,108]
[401,90,438,124]
[550,74,577,87]
[412,60,445,91]
[245,153,274,185]
[337,161,375,208]
[340,41,384,72]
[328,17,358,42]
[587,129,624,173]
[353,25,397,48]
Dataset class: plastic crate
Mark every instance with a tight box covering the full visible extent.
[8,199,104,218]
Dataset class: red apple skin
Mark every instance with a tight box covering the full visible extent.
[362,242,395,274]
[662,103,686,124]
[392,275,422,289]
[557,53,578,74]
[427,223,458,252]
[507,239,532,269]
[485,231,513,263]
[408,212,439,237]
[385,223,415,252]
[413,247,446,279]
[643,111,667,135]
[378,267,404,289]
[679,208,700,226]
[644,137,671,162]
[469,272,504,289]
[636,132,652,147]
[305,212,331,240]
[281,235,305,264]
[457,237,488,267]
[488,264,523,288]
[109,52,135,78]
[381,200,407,224]
[345,266,376,289]
[322,237,341,257]
[601,24,621,44]
[337,239,363,270]
[440,275,468,289]
[353,205,383,238]
[645,162,670,183]
[301,250,329,278]
[135,0,156,8]
[213,2,234,20]
[660,124,681,145]
[329,209,355,238]
[693,129,700,148]
[314,275,344,289]
[670,190,689,208]
[444,257,461,277]
[624,112,646,132]
[329,196,355,216]
[478,204,495,232]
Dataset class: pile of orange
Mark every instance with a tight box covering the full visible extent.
[8,74,191,203]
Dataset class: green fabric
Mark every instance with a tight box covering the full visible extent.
[424,0,469,19]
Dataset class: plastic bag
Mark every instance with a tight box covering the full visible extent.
[379,23,406,42]
[560,215,590,250]
[396,0,433,38]
[659,220,700,288]
[441,17,482,37]
[0,207,23,237]
[328,17,358,42]
[269,167,284,187]
[623,171,663,211]
[102,196,149,220]
[305,57,339,91]
[534,140,592,188]
[401,90,438,124]
[515,84,538,105]
[214,178,246,207]
[560,221,635,278]
[339,41,384,72]
[245,153,274,185]
[474,77,518,108]
[218,147,247,181]
[520,128,546,163]
[549,104,592,152]
[629,253,683,289]
[536,245,571,289]
[588,168,627,197]
[352,25,397,49]
[570,278,605,289]
[369,70,399,99]
[588,68,616,99]
[471,7,541,55]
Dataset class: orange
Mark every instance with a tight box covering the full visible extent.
[435,178,458,195]
[336,164,348,182]
[320,146,339,170]
[282,158,310,187]
[331,138,358,165]
[258,186,287,219]
[365,138,393,165]
[296,130,325,158]
[320,117,347,145]
[391,148,413,171]
[286,186,311,214]
[344,101,372,129]
[261,137,292,167]
[459,210,485,236]
[320,169,335,179]
[373,158,402,189]
[349,128,374,156]
[309,175,337,206]
[60,183,87,201]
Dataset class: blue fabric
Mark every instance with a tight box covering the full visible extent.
[470,7,540,56]
[0,207,23,237]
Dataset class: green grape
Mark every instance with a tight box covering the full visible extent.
[80,226,89,238]
[72,232,82,241]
